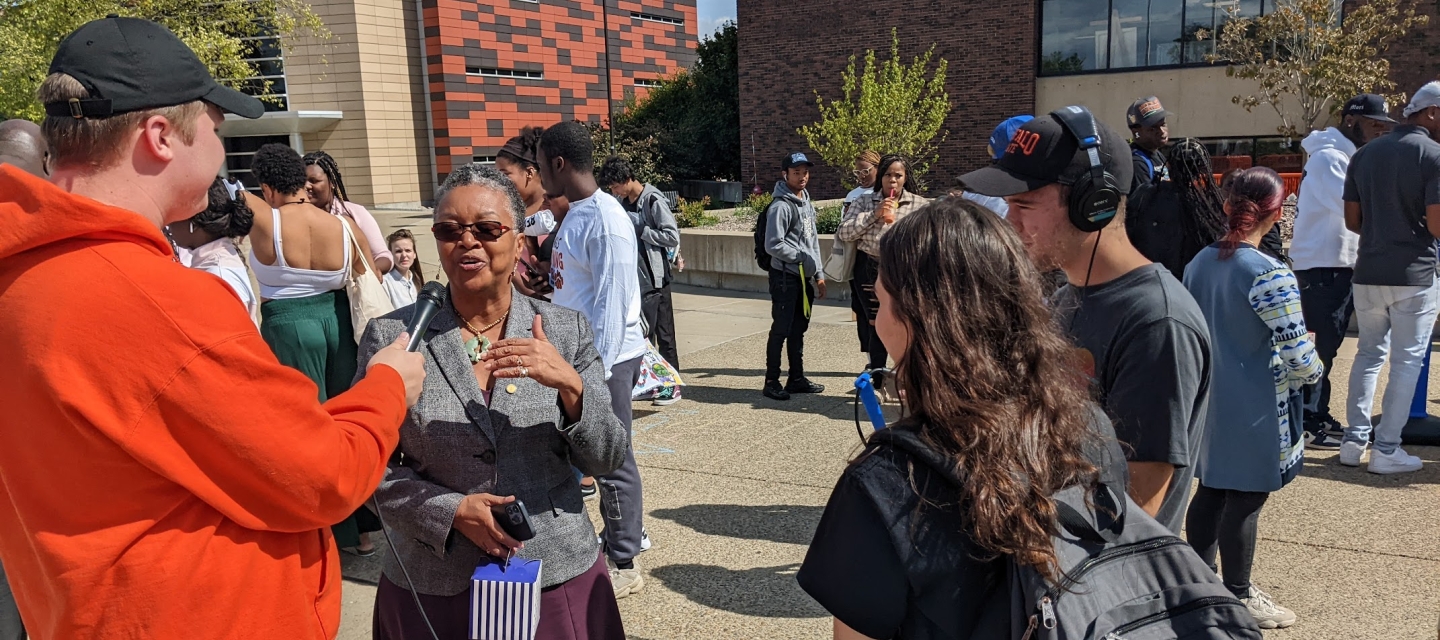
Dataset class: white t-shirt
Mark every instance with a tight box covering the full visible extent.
[844,186,872,205]
[549,191,649,378]
[383,268,418,309]
[178,239,259,325]
[960,191,1009,218]
[524,210,557,237]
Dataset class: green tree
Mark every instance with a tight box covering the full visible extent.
[586,120,671,186]
[1207,0,1428,137]
[798,29,950,190]
[0,0,327,121]
[616,21,740,182]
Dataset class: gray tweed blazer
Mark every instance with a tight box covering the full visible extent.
[355,289,627,594]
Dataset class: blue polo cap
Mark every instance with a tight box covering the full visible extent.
[987,116,1034,161]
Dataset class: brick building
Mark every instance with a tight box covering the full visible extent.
[738,0,1440,200]
[219,0,697,207]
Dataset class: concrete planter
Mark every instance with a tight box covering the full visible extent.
[673,228,850,300]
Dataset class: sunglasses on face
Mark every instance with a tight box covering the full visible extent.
[432,220,511,242]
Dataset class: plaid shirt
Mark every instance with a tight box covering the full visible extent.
[836,190,929,256]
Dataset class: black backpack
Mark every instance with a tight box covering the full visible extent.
[752,200,778,273]
[869,427,1262,640]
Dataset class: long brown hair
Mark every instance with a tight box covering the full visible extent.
[876,197,1100,582]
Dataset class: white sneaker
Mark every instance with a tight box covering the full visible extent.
[1368,447,1424,475]
[607,557,644,599]
[640,528,653,552]
[1338,440,1367,467]
[1240,586,1297,629]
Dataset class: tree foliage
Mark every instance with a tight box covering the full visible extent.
[615,21,740,183]
[0,0,328,120]
[1207,0,1428,137]
[798,29,950,191]
[586,120,671,187]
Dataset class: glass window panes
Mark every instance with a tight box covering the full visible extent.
[1040,0,1270,74]
[1041,0,1110,73]
[224,135,290,190]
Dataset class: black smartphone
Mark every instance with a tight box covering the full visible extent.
[498,499,535,542]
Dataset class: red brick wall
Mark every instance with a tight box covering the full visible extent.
[1368,0,1440,101]
[737,0,1037,200]
[424,0,698,178]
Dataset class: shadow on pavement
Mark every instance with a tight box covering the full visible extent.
[674,372,858,416]
[340,534,390,587]
[647,563,827,619]
[649,504,825,546]
[1299,447,1440,488]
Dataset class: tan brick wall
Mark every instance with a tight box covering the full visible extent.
[287,0,435,207]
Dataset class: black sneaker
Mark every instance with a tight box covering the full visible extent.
[785,378,825,394]
[1318,416,1345,438]
[1304,430,1344,451]
[763,380,791,401]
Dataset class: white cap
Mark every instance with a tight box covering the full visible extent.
[1402,81,1440,117]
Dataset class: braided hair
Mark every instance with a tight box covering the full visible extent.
[191,177,255,239]
[1164,138,1228,254]
[302,151,349,206]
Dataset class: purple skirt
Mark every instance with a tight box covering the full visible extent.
[373,551,625,640]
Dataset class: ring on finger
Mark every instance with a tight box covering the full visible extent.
[517,355,524,367]
[519,366,529,378]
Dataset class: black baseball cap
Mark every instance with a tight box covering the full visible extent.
[43,16,264,120]
[1342,94,1396,123]
[781,152,815,170]
[1126,96,1171,129]
[959,113,1133,197]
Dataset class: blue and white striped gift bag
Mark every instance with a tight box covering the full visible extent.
[470,557,543,640]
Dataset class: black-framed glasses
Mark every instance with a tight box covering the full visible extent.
[432,221,511,242]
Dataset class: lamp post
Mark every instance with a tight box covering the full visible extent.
[600,0,615,153]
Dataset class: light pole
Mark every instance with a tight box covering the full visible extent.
[600,0,615,153]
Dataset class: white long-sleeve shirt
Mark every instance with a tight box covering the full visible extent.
[549,191,649,378]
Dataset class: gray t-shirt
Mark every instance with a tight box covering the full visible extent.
[1344,125,1440,287]
[1053,263,1212,534]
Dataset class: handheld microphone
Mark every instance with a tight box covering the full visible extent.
[405,282,448,352]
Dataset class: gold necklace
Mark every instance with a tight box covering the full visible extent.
[459,310,509,364]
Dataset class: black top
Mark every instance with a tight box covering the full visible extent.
[1052,264,1211,534]
[1129,143,1169,195]
[798,414,1128,639]
[1344,124,1440,286]
[1127,183,1286,279]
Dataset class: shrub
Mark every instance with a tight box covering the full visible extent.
[676,196,720,228]
[734,192,773,221]
[815,205,843,235]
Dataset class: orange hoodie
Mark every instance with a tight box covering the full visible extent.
[0,166,408,639]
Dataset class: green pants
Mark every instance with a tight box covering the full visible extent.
[260,290,378,547]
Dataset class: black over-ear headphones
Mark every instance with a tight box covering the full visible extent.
[1050,106,1123,233]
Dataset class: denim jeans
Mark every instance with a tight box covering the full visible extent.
[1345,282,1440,454]
[1295,268,1355,423]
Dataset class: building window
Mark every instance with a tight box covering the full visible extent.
[472,155,498,165]
[1039,0,1271,75]
[224,135,291,190]
[634,78,663,88]
[631,11,684,25]
[238,35,288,112]
[466,67,544,80]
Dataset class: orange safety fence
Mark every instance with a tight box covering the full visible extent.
[1212,173,1303,199]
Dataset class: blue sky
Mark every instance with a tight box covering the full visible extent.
[696,0,736,37]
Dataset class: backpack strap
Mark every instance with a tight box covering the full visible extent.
[1132,148,1155,180]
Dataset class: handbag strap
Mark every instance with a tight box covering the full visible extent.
[340,216,371,283]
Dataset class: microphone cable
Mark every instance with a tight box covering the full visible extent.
[372,494,440,640]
